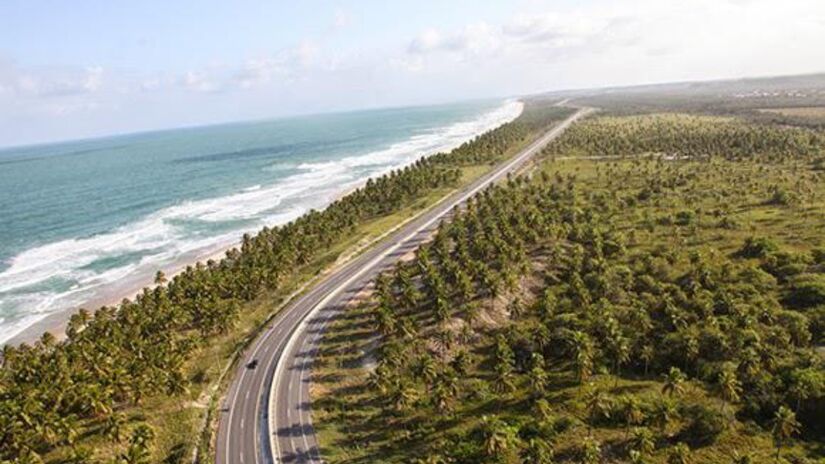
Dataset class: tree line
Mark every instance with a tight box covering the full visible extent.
[0,102,573,463]
[542,114,825,162]
[320,114,825,463]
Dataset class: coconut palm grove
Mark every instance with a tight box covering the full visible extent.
[2,76,825,463]
[311,85,825,463]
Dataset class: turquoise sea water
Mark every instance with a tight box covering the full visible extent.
[0,99,522,343]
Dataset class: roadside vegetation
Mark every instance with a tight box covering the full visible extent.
[0,102,575,463]
[313,113,825,463]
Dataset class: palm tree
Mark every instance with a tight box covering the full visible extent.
[104,412,127,443]
[482,416,519,459]
[392,383,418,412]
[367,367,392,395]
[788,367,824,412]
[580,436,602,464]
[533,324,552,352]
[455,269,475,303]
[417,354,438,387]
[433,382,453,414]
[639,344,654,377]
[450,349,472,376]
[716,366,741,416]
[492,335,516,393]
[771,406,800,462]
[534,398,553,421]
[662,367,687,397]
[629,450,645,464]
[66,446,93,464]
[130,423,154,446]
[15,449,43,464]
[508,297,526,320]
[651,397,678,435]
[493,364,516,394]
[622,396,645,439]
[668,443,691,464]
[166,369,189,397]
[522,437,554,463]
[584,387,612,431]
[610,335,630,388]
[731,450,753,464]
[414,454,448,464]
[121,442,151,464]
[120,424,154,464]
[569,331,594,385]
[529,364,549,397]
[536,290,556,322]
[374,306,398,337]
[629,427,655,457]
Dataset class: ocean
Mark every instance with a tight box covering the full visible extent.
[0,99,522,344]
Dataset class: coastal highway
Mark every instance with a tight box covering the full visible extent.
[215,105,589,464]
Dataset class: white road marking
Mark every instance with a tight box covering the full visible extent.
[225,315,291,464]
[297,338,314,461]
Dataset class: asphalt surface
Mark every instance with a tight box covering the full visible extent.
[215,106,589,464]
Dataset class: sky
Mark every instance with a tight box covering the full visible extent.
[1,0,825,147]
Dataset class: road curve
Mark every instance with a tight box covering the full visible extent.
[215,106,590,464]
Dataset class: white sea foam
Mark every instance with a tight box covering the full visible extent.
[0,100,523,344]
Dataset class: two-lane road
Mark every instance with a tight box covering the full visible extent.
[215,106,590,464]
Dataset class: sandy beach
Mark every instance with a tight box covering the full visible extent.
[1,100,524,347]
[5,149,442,346]
[5,239,239,346]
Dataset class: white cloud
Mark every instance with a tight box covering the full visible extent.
[3,0,825,147]
[140,77,162,92]
[181,70,223,93]
[0,61,104,98]
[332,8,351,30]
[176,41,325,92]
[401,0,825,85]
[42,100,101,117]
[408,28,443,54]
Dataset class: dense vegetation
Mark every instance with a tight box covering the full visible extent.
[0,103,576,463]
[542,114,825,161]
[313,113,825,463]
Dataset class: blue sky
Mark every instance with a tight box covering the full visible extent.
[2,1,515,70]
[2,0,824,147]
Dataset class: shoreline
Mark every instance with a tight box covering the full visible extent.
[4,101,524,346]
[6,180,369,346]
[5,239,239,346]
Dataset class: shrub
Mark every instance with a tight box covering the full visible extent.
[766,187,800,206]
[762,251,812,281]
[808,306,825,344]
[717,216,741,230]
[678,404,727,447]
[737,266,778,292]
[784,274,825,309]
[811,248,825,265]
[776,310,812,346]
[675,210,696,226]
[738,237,779,259]
[657,214,674,226]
